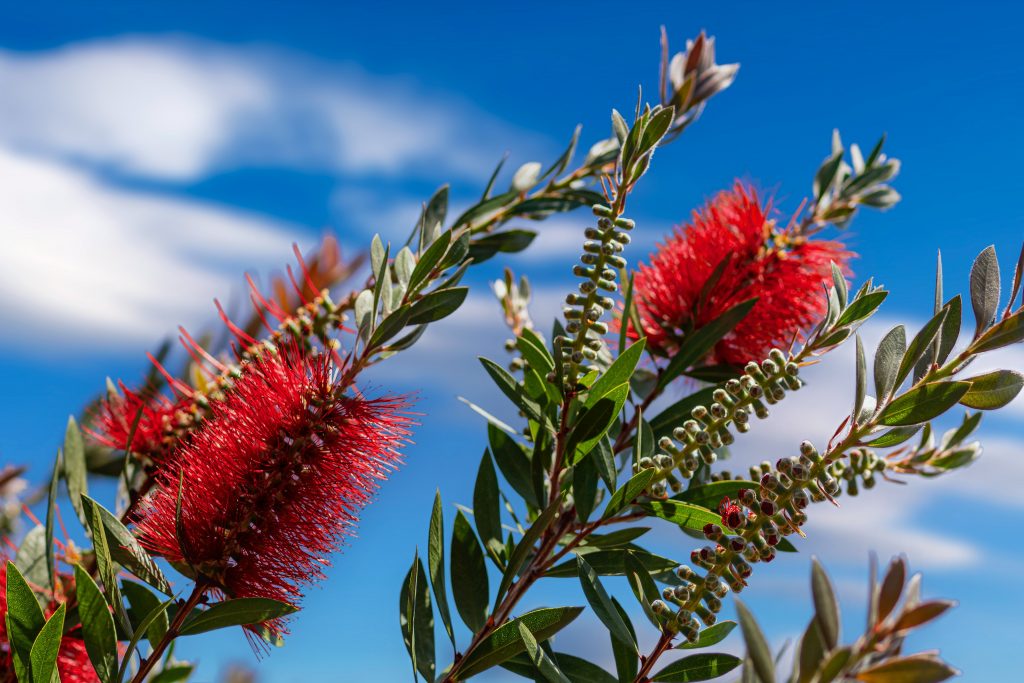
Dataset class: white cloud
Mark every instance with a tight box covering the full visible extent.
[0,35,541,182]
[0,148,305,349]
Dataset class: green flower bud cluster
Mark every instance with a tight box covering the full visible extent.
[650,438,877,639]
[646,349,802,486]
[553,204,635,386]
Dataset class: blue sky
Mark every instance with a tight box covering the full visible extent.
[1,2,1021,680]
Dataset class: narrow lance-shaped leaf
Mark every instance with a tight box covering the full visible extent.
[64,415,90,527]
[427,492,456,651]
[451,511,490,633]
[75,565,118,683]
[179,597,298,636]
[29,602,66,683]
[969,245,1000,336]
[577,556,637,653]
[810,559,840,650]
[452,606,584,680]
[735,600,774,683]
[959,369,1024,410]
[4,560,45,682]
[399,552,435,682]
[873,325,906,402]
[518,621,571,683]
[879,381,971,426]
[473,450,504,564]
[652,652,742,682]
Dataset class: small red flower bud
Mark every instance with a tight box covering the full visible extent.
[718,496,744,529]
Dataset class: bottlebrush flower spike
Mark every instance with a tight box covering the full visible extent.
[628,182,851,365]
[0,563,99,682]
[90,383,188,462]
[135,347,411,635]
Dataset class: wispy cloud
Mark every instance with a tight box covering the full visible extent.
[0,34,548,349]
[0,35,542,182]
[0,148,304,349]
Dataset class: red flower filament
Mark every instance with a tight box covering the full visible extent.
[135,349,411,633]
[629,182,851,365]
[91,384,187,462]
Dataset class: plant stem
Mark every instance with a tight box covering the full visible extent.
[634,629,675,682]
[129,581,207,683]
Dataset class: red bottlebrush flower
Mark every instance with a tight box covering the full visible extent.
[628,182,851,365]
[0,564,100,683]
[135,348,411,635]
[90,384,187,462]
[718,496,744,529]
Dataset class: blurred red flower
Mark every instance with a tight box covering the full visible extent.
[135,348,411,636]
[628,182,850,365]
[90,384,187,462]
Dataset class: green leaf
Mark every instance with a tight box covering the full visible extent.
[659,300,757,390]
[587,339,645,407]
[451,511,490,633]
[879,381,972,426]
[452,606,584,680]
[545,548,678,578]
[593,436,617,494]
[122,581,168,647]
[796,618,826,683]
[518,621,571,683]
[488,426,540,509]
[117,594,175,683]
[895,308,947,388]
[468,229,537,262]
[936,296,962,365]
[408,230,452,293]
[862,425,922,448]
[641,500,720,532]
[15,525,49,597]
[495,499,561,608]
[480,356,544,423]
[180,597,297,636]
[63,416,90,531]
[81,495,172,595]
[4,560,45,681]
[44,456,59,593]
[855,654,959,683]
[972,309,1024,353]
[625,550,663,628]
[610,597,639,681]
[853,335,867,422]
[601,470,654,519]
[29,602,66,683]
[572,453,599,522]
[554,653,618,683]
[874,325,907,402]
[834,291,888,329]
[960,369,1024,409]
[407,287,468,325]
[969,245,1000,336]
[399,553,435,682]
[75,565,118,683]
[473,451,504,564]
[427,492,456,650]
[677,621,737,650]
[735,600,774,683]
[367,304,412,348]
[570,384,629,463]
[577,556,637,652]
[149,664,195,683]
[810,558,840,650]
[652,653,742,681]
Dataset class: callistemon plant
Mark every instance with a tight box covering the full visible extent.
[0,27,1021,683]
